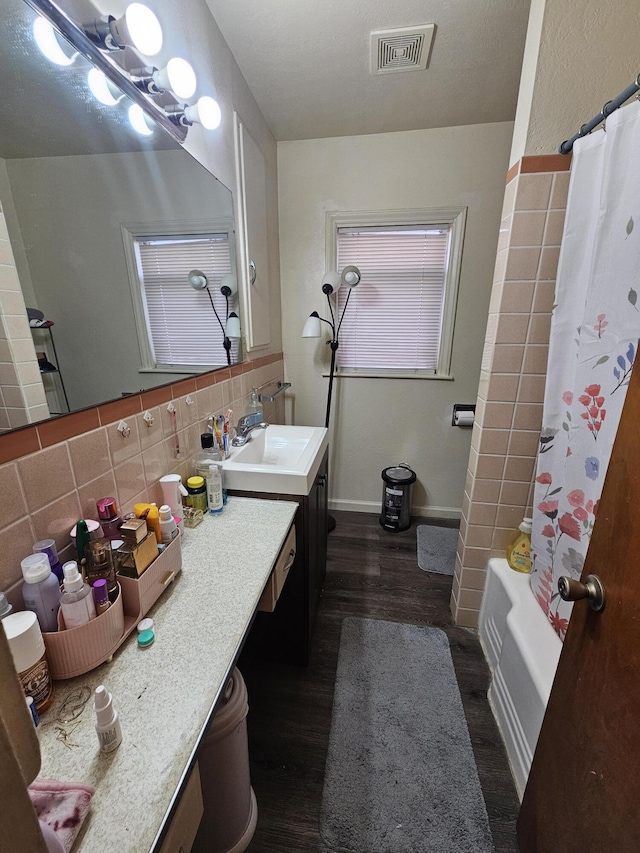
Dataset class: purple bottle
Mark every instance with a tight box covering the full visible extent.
[33,538,63,584]
[93,579,111,615]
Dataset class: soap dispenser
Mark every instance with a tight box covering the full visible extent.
[248,388,263,420]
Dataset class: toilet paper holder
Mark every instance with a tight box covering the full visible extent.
[452,404,476,427]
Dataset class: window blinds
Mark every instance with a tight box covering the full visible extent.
[135,234,237,367]
[335,226,450,372]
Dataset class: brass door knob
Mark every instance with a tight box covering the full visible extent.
[558,574,606,612]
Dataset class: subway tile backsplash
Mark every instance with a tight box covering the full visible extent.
[0,354,285,604]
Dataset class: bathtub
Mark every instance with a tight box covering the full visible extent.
[478,558,562,798]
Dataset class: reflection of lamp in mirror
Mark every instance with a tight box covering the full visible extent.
[87,69,124,105]
[128,104,154,136]
[188,270,239,366]
[226,313,241,339]
[131,58,197,99]
[83,3,163,55]
[33,17,78,65]
[302,265,362,532]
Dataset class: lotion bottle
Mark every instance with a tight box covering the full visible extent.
[20,553,60,633]
[60,561,96,628]
[94,684,122,753]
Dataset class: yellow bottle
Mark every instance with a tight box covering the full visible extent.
[506,517,533,574]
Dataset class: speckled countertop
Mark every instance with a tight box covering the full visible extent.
[37,497,298,853]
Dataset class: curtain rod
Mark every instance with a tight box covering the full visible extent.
[558,73,640,154]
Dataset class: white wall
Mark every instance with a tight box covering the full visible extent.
[279,121,513,516]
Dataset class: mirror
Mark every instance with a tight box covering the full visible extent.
[0,0,238,429]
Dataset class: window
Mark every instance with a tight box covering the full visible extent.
[328,208,466,378]
[123,223,237,372]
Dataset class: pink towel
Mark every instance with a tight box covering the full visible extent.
[29,778,95,853]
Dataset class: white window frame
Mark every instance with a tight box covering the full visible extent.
[325,207,467,380]
[121,218,237,374]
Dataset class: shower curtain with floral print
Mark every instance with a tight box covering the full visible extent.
[531,101,640,639]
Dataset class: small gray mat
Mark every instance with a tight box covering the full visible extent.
[416,524,458,575]
[320,618,493,853]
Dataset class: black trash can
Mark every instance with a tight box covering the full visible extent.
[380,463,416,532]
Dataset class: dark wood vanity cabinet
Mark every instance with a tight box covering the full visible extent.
[236,449,328,666]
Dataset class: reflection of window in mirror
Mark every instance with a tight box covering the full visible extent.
[123,223,239,372]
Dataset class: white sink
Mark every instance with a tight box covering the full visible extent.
[222,424,328,495]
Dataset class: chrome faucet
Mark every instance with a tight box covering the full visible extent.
[232,415,268,447]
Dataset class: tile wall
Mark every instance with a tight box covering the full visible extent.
[0,206,50,430]
[451,155,571,627]
[0,354,285,609]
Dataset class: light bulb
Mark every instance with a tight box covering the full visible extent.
[155,58,197,99]
[33,17,77,66]
[184,96,222,130]
[123,3,163,55]
[87,69,122,106]
[128,104,154,136]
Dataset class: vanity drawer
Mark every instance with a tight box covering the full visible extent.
[159,762,203,853]
[258,524,296,612]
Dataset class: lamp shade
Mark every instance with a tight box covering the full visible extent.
[341,265,361,287]
[226,312,241,339]
[321,272,341,295]
[188,269,208,290]
[302,312,322,338]
[220,274,237,296]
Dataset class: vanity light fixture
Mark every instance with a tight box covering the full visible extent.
[33,17,78,66]
[29,0,217,143]
[188,269,239,365]
[128,103,154,135]
[87,68,124,105]
[83,3,163,56]
[131,58,197,99]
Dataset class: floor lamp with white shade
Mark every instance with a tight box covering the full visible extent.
[302,265,361,532]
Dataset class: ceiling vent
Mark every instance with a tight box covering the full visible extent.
[371,25,435,74]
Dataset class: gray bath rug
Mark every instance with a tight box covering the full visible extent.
[320,618,494,853]
[416,524,458,575]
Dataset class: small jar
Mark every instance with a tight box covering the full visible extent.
[186,476,208,512]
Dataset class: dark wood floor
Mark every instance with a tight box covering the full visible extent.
[241,511,520,852]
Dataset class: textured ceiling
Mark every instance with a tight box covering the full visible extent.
[205,0,531,140]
